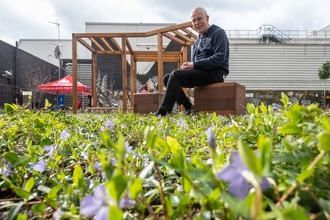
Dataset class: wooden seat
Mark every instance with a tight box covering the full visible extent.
[194,82,246,116]
[134,93,164,114]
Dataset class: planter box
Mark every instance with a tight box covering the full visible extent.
[194,82,246,116]
[134,93,164,114]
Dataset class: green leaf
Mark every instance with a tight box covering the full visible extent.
[319,198,330,217]
[47,185,62,200]
[246,103,256,114]
[238,139,262,176]
[139,161,154,179]
[14,156,32,167]
[258,136,272,174]
[14,188,30,200]
[296,168,314,182]
[4,103,17,116]
[4,152,19,164]
[73,165,84,188]
[316,130,330,152]
[25,177,35,192]
[129,178,142,200]
[221,193,250,218]
[108,172,128,202]
[109,206,123,220]
[31,203,46,213]
[278,123,302,134]
[7,201,24,220]
[281,92,289,106]
[34,117,45,128]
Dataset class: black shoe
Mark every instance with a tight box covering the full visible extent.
[154,108,167,117]
[184,105,194,115]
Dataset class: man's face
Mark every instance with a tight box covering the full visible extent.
[191,10,209,34]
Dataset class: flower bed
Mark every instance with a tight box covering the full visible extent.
[1,93,330,220]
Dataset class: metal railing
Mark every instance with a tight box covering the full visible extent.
[225,25,330,44]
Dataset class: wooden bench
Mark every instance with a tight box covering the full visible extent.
[194,82,246,116]
[134,93,164,114]
[85,107,133,113]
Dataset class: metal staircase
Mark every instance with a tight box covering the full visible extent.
[257,25,297,44]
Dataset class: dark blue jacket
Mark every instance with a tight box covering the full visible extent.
[192,24,229,75]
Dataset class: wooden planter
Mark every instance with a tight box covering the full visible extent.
[194,82,246,116]
[134,93,164,114]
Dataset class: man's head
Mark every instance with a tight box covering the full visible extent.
[191,7,210,35]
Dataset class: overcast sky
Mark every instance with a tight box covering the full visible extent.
[0,0,329,46]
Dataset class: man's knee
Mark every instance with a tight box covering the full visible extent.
[162,73,171,85]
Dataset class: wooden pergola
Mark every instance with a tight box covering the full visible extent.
[71,21,198,113]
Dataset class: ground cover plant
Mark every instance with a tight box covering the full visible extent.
[1,93,330,220]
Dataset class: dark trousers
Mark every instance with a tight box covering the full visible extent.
[159,68,226,112]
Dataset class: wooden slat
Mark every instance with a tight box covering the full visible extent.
[172,30,195,44]
[110,37,121,52]
[121,36,127,112]
[100,37,114,52]
[72,37,78,114]
[145,21,192,36]
[163,33,186,46]
[158,33,164,93]
[182,28,198,40]
[77,38,95,53]
[73,32,146,38]
[89,37,105,53]
[126,38,133,54]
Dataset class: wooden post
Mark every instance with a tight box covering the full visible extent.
[122,36,127,112]
[157,32,164,92]
[92,53,97,107]
[72,36,78,114]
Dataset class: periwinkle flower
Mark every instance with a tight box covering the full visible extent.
[119,193,136,209]
[80,185,113,220]
[105,119,115,130]
[60,129,70,141]
[44,144,62,157]
[33,160,46,173]
[53,208,64,220]
[216,152,270,199]
[100,126,105,132]
[205,126,216,149]
[0,163,12,176]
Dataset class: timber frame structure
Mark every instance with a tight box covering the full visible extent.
[71,21,198,113]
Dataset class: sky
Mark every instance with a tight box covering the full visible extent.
[0,0,329,46]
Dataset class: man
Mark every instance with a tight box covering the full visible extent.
[14,89,23,105]
[154,7,229,116]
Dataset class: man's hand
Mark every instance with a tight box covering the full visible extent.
[181,61,194,70]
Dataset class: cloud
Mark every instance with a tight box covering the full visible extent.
[0,0,329,46]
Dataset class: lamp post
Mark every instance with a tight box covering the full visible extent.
[49,21,61,105]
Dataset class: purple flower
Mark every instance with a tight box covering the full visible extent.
[60,130,70,141]
[33,160,46,173]
[105,119,115,130]
[44,144,62,157]
[93,162,102,171]
[100,126,105,132]
[216,152,270,199]
[0,163,12,176]
[205,126,216,149]
[119,193,136,209]
[80,185,113,220]
[53,208,64,220]
[125,142,132,155]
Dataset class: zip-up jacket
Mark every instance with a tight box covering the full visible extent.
[192,24,229,75]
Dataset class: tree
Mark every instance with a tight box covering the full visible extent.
[22,64,53,109]
[318,61,330,109]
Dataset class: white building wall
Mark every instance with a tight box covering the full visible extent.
[226,44,330,91]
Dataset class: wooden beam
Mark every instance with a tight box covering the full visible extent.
[172,30,195,44]
[111,37,122,52]
[73,32,146,38]
[92,53,97,107]
[157,32,164,93]
[89,37,106,53]
[145,21,192,36]
[72,36,78,114]
[77,38,96,53]
[100,37,115,52]
[182,28,198,40]
[126,39,133,54]
[163,32,186,46]
[130,54,136,107]
[121,36,127,112]
[133,51,181,62]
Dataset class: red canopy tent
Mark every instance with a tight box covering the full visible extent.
[36,75,92,96]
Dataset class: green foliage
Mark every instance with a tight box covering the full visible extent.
[318,61,330,80]
[0,93,330,219]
